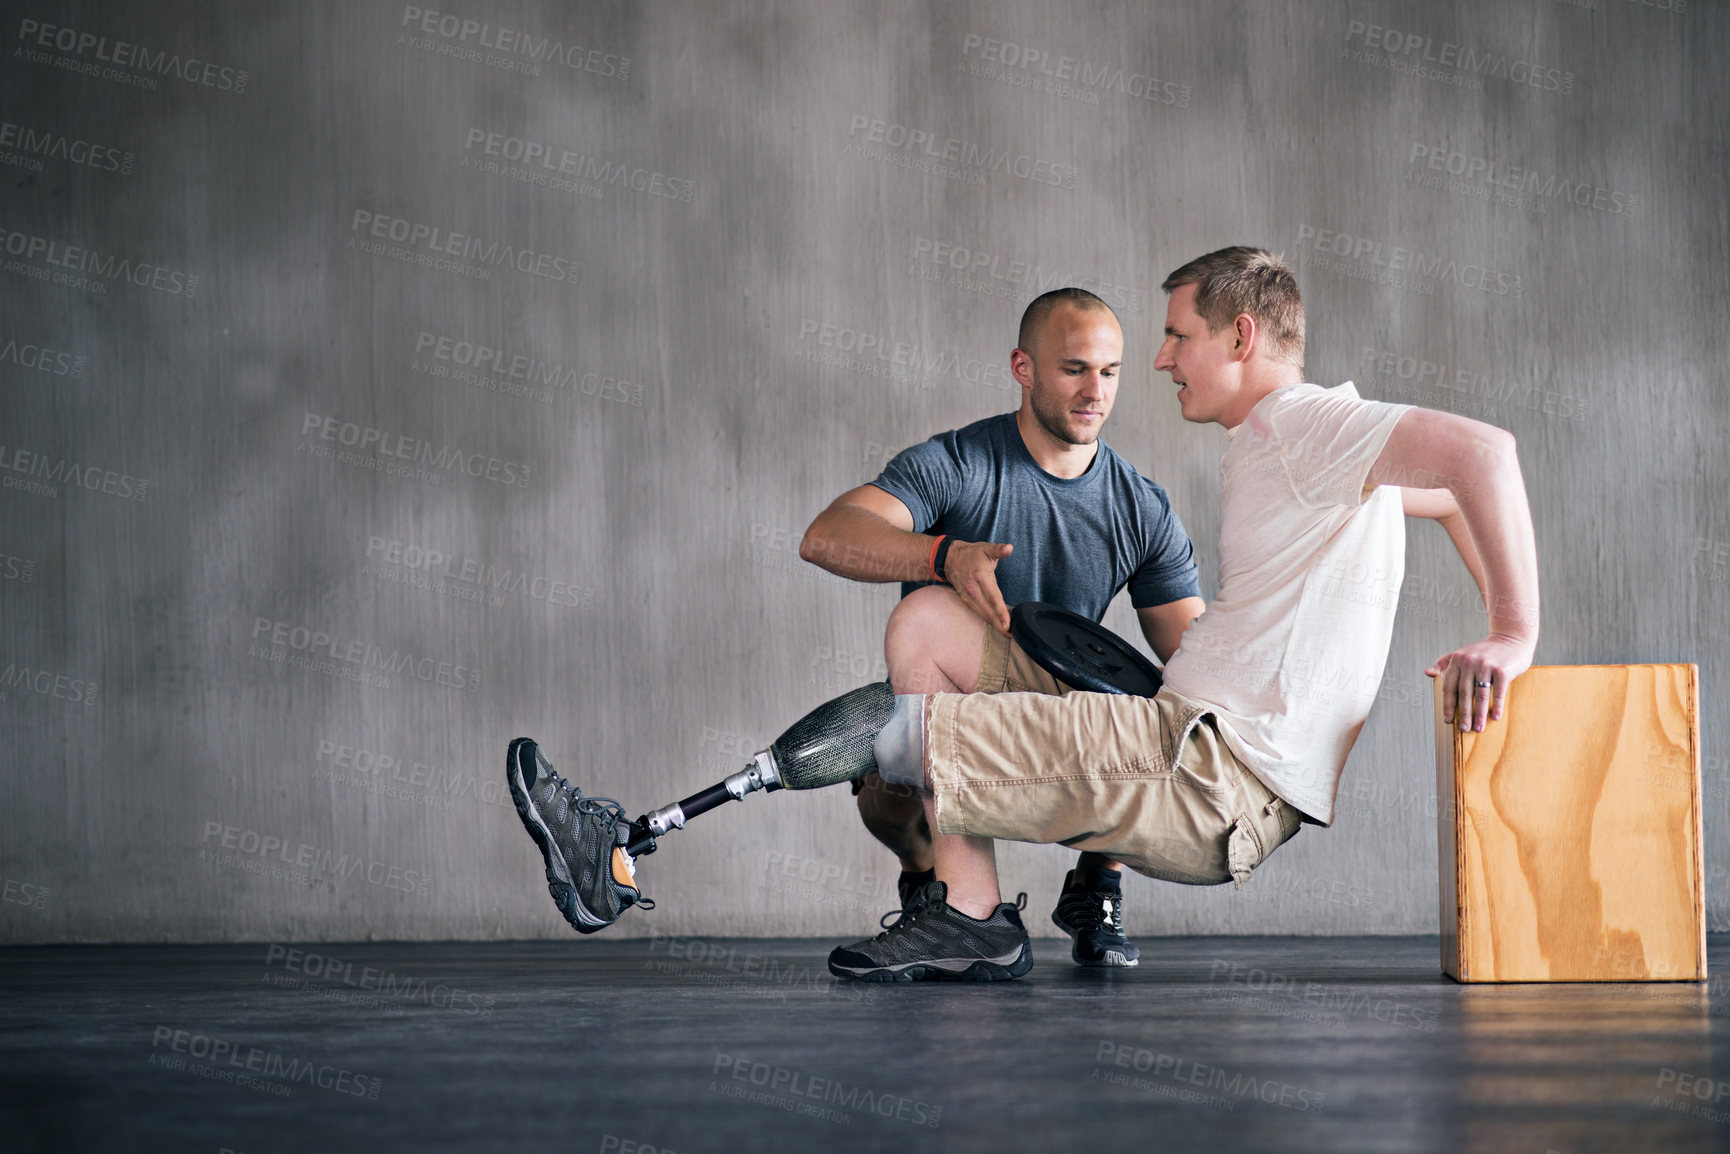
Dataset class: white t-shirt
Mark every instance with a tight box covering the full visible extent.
[1162,382,1410,825]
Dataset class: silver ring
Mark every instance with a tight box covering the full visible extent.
[1473,680,1492,689]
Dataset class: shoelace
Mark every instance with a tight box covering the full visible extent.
[877,901,927,933]
[1103,892,1123,936]
[551,777,656,910]
[1066,886,1122,935]
[573,792,627,824]
[544,767,623,829]
[876,890,1028,932]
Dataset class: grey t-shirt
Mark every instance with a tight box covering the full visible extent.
[870,413,1200,621]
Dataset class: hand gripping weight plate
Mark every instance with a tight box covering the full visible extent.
[1008,602,1164,698]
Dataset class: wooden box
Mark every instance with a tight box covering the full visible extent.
[1435,664,1705,982]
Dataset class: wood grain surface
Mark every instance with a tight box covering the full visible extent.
[1438,665,1704,982]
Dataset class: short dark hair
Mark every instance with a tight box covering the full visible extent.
[1160,247,1305,368]
[1017,288,1115,355]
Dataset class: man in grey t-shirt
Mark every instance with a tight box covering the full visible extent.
[798,288,1206,967]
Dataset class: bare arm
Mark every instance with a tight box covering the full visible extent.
[800,484,926,581]
[1136,597,1206,664]
[1401,487,1486,593]
[1370,410,1539,731]
[799,484,1017,633]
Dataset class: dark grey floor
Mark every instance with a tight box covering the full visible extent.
[4,935,1729,1154]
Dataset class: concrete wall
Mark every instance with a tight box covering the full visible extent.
[1,0,1723,942]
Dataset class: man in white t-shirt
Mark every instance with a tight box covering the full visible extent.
[506,246,1540,982]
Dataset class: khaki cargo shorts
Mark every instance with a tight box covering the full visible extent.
[928,629,1301,886]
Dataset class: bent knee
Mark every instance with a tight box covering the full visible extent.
[856,774,925,824]
[885,586,987,692]
[888,585,973,637]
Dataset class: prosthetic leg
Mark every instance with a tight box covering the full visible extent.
[619,603,1158,855]
[623,681,895,856]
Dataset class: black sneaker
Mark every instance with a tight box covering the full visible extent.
[897,868,936,911]
[506,737,650,933]
[828,881,1033,982]
[1051,866,1138,967]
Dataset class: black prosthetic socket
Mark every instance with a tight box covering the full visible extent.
[769,680,896,789]
[625,681,895,857]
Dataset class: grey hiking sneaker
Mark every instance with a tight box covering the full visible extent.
[828,881,1033,982]
[1051,865,1138,967]
[506,737,650,933]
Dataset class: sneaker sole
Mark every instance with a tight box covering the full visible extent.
[1074,948,1138,968]
[506,738,611,934]
[1051,909,1140,968]
[828,941,1033,983]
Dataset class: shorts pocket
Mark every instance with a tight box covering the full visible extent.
[1226,816,1266,888]
[1171,716,1243,795]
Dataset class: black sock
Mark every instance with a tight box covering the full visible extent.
[900,867,936,890]
[1076,854,1121,890]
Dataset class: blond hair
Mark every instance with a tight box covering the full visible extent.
[1161,247,1304,368]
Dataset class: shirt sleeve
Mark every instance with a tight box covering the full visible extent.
[1271,387,1411,509]
[1126,483,1203,608]
[868,433,965,533]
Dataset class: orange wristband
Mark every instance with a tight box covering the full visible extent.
[928,534,948,583]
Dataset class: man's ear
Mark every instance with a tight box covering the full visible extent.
[1010,346,1036,391]
[1231,313,1258,361]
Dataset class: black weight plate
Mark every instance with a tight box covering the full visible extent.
[1009,602,1164,698]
